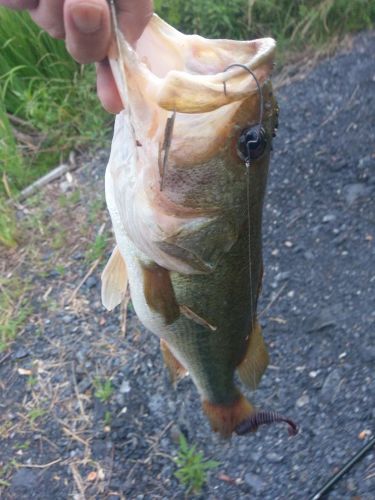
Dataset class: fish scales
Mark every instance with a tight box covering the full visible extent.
[102,13,280,437]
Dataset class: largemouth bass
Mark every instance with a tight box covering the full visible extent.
[102,12,296,438]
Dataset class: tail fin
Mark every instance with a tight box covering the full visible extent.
[202,393,255,438]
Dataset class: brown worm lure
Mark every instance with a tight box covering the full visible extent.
[235,411,299,436]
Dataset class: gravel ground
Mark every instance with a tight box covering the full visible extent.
[0,31,374,499]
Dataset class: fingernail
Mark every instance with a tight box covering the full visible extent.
[71,4,103,34]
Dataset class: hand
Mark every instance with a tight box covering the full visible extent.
[0,1,153,113]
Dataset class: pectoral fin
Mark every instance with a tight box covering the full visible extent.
[237,322,269,390]
[101,246,128,311]
[160,339,188,385]
[142,263,180,325]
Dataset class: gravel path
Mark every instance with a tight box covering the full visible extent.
[0,31,374,499]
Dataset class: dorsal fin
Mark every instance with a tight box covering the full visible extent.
[101,246,128,311]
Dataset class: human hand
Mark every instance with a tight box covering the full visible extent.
[0,1,153,113]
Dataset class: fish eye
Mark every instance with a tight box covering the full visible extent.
[237,126,268,162]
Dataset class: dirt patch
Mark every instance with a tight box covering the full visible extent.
[0,31,374,499]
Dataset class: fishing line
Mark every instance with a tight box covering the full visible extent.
[223,64,265,331]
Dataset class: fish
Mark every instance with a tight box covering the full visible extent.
[102,11,296,438]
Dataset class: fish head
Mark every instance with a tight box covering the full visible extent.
[107,15,278,273]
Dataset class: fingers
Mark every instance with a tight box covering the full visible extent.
[117,0,153,45]
[29,0,65,39]
[64,0,111,64]
[0,0,38,9]
[96,60,123,114]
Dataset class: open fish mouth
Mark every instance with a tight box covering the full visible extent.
[106,14,277,274]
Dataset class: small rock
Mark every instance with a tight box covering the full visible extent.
[11,469,37,490]
[244,472,265,494]
[343,183,372,205]
[322,214,336,223]
[321,369,342,403]
[119,381,131,394]
[266,452,283,463]
[304,250,314,260]
[78,377,92,393]
[275,271,291,282]
[148,393,164,413]
[86,276,98,289]
[62,315,74,325]
[305,308,337,333]
[13,347,29,360]
[296,394,310,408]
[359,344,375,363]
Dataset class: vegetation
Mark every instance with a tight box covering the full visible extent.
[0,276,31,352]
[174,434,219,494]
[94,378,114,403]
[0,8,109,200]
[155,0,375,51]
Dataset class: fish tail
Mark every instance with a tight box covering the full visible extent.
[202,393,255,438]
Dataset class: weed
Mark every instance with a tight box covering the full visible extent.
[55,264,66,276]
[50,230,67,250]
[14,440,30,451]
[88,197,105,224]
[27,376,38,388]
[0,276,31,352]
[0,8,110,200]
[28,408,47,423]
[0,198,18,248]
[94,378,114,403]
[104,410,112,426]
[174,434,219,494]
[85,233,107,263]
[58,189,81,208]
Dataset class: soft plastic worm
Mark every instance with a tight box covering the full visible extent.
[235,411,299,436]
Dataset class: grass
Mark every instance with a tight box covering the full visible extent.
[174,434,219,494]
[0,276,31,352]
[85,233,108,264]
[94,378,114,403]
[0,8,110,197]
[28,408,47,424]
[155,0,375,53]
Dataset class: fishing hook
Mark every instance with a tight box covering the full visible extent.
[223,63,265,161]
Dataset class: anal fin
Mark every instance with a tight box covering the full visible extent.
[237,322,269,390]
[160,339,188,385]
[101,246,128,311]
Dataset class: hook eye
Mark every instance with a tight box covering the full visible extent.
[238,126,268,163]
